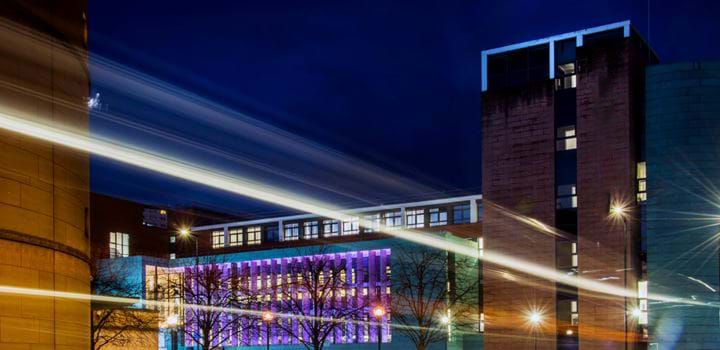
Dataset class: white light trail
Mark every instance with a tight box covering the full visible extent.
[0,111,713,309]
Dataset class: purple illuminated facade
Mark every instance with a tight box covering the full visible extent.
[174,248,391,348]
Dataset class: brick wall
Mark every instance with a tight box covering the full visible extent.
[575,37,648,349]
[482,81,557,349]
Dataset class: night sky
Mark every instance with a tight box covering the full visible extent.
[88,0,720,218]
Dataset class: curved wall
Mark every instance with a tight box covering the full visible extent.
[646,61,720,349]
[0,1,90,349]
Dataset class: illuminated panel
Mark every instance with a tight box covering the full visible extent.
[171,249,391,347]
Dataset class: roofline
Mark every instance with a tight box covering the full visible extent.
[192,194,482,231]
[481,20,655,92]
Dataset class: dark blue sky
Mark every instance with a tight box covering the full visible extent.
[89,0,720,217]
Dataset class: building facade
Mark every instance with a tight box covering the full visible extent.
[97,195,483,350]
[481,21,656,350]
[0,1,91,349]
[645,61,720,349]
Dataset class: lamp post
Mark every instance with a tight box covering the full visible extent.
[373,305,386,350]
[262,311,274,350]
[179,227,199,347]
[610,205,630,350]
[529,312,541,350]
[166,314,178,350]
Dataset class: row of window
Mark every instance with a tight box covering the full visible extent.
[212,226,262,248]
[208,204,475,249]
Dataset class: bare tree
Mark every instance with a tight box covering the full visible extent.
[391,245,480,350]
[170,258,261,350]
[91,257,159,350]
[274,249,369,350]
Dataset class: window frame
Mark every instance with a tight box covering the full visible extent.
[283,223,300,241]
[247,226,262,245]
[212,230,225,249]
[405,208,425,228]
[109,232,129,258]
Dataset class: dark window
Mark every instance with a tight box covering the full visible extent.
[429,208,448,226]
[487,45,549,90]
[453,204,471,224]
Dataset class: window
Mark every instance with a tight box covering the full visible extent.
[229,227,243,246]
[556,125,577,151]
[571,300,579,325]
[429,208,447,226]
[169,235,176,243]
[637,162,647,202]
[212,230,225,249]
[304,221,319,239]
[283,223,300,241]
[638,280,648,325]
[556,184,577,209]
[142,208,168,228]
[363,213,380,233]
[383,211,402,229]
[406,209,425,228]
[555,62,576,90]
[109,232,129,258]
[571,242,578,268]
[323,220,339,237]
[342,218,359,235]
[169,253,176,260]
[453,204,471,224]
[247,226,262,245]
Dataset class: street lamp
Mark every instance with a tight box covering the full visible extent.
[528,312,541,350]
[165,314,178,350]
[610,204,630,350]
[262,311,274,350]
[373,305,386,350]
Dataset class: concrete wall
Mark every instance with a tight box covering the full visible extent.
[0,1,90,349]
[646,61,720,349]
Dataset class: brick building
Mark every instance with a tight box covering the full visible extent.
[481,21,657,349]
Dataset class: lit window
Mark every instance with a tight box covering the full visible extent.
[429,208,447,226]
[169,235,176,243]
[212,230,225,249]
[283,223,300,241]
[169,253,176,260]
[637,162,647,202]
[555,62,576,90]
[556,184,577,209]
[363,213,380,233]
[571,242,578,268]
[342,218,359,235]
[638,280,648,325]
[383,211,403,229]
[304,221,319,239]
[453,204,471,224]
[109,232,129,258]
[556,125,577,151]
[323,220,339,237]
[229,227,243,246]
[247,226,262,245]
[571,300,579,325]
[406,209,425,228]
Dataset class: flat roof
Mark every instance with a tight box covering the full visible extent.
[481,20,641,91]
[192,194,482,231]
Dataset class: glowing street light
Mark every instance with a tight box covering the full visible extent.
[373,305,385,350]
[528,312,542,350]
[631,308,642,318]
[262,311,274,350]
[529,312,541,325]
[441,315,450,324]
[165,314,179,350]
[179,228,190,237]
[609,202,631,350]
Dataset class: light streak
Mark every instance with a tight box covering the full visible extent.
[0,111,715,310]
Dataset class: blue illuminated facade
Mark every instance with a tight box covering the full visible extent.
[645,61,720,349]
